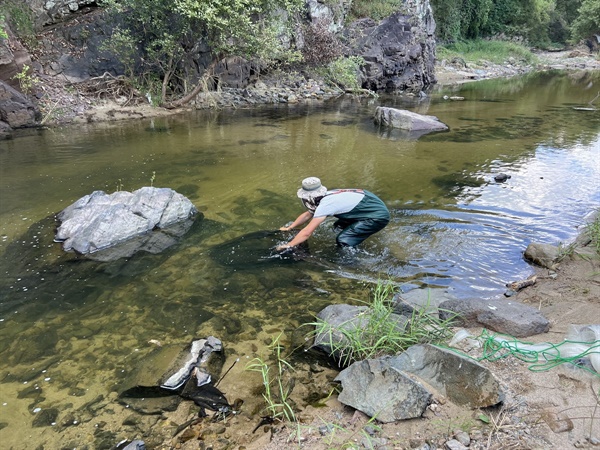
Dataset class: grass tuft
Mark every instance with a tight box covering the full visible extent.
[437,39,537,65]
[307,281,456,367]
[245,333,297,422]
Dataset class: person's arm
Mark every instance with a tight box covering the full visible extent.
[276,216,327,250]
[280,211,314,231]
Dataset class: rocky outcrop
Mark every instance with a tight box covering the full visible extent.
[346,2,437,92]
[54,187,199,261]
[0,80,41,130]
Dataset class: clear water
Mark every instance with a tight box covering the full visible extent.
[0,70,599,448]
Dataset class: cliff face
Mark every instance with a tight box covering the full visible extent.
[0,0,436,131]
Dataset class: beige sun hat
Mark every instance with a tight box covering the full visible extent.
[297,177,327,199]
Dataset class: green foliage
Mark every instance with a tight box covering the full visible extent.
[245,333,296,422]
[12,64,39,94]
[431,0,493,42]
[437,39,536,65]
[173,0,303,60]
[307,282,455,367]
[0,14,8,40]
[431,0,597,47]
[1,1,36,48]
[100,0,303,103]
[571,0,600,43]
[324,56,365,91]
[350,0,403,21]
[100,29,139,77]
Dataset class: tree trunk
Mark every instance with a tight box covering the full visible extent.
[163,60,218,109]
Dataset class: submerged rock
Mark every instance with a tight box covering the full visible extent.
[374,106,448,133]
[54,187,199,261]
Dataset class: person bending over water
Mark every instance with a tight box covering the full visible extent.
[276,177,390,251]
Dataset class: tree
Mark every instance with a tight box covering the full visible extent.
[571,0,600,43]
[100,0,303,106]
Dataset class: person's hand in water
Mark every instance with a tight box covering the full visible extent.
[275,244,292,252]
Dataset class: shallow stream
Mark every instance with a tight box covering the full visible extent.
[0,70,599,448]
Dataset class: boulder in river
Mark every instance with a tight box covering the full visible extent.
[54,187,199,261]
[374,106,448,133]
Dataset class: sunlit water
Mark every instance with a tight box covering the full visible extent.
[1,70,599,448]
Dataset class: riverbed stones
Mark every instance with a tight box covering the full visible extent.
[438,297,550,337]
[334,344,503,423]
[54,187,198,260]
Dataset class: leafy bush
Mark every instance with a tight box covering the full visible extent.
[324,55,365,91]
[570,0,600,43]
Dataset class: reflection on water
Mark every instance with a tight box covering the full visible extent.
[0,71,599,448]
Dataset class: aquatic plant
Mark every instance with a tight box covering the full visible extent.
[307,281,456,367]
[245,333,297,422]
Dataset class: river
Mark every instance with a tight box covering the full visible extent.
[0,70,599,449]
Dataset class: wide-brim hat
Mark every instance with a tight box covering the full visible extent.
[297,176,327,199]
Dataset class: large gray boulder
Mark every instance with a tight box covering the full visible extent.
[374,106,448,132]
[334,345,503,423]
[55,187,198,261]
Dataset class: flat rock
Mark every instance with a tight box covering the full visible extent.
[389,344,503,408]
[439,297,550,337]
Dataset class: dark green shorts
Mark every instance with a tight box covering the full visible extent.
[335,218,389,247]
